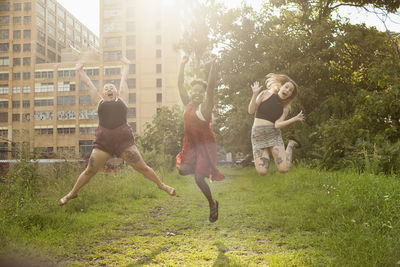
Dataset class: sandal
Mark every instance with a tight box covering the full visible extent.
[160,184,176,196]
[58,194,78,206]
[288,136,302,148]
[209,200,219,222]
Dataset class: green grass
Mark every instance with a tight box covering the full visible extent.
[1,163,400,266]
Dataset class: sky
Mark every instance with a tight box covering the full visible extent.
[56,0,400,37]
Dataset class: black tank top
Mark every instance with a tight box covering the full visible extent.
[97,98,127,129]
[255,94,283,122]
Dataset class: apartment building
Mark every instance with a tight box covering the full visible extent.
[0,0,181,160]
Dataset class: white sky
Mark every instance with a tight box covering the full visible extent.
[56,0,399,37]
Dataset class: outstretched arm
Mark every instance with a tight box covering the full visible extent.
[274,109,305,129]
[178,56,189,106]
[119,56,130,102]
[201,54,217,121]
[75,62,101,105]
[248,82,263,114]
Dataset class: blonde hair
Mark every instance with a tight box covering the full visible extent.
[265,73,298,106]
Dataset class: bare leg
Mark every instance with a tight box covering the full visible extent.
[271,140,297,173]
[59,148,111,206]
[195,173,218,222]
[120,145,176,196]
[253,147,271,176]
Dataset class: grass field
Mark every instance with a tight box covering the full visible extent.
[1,162,400,266]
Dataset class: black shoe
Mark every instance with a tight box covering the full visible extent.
[209,200,219,223]
[288,136,301,148]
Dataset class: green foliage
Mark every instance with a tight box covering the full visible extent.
[135,105,184,170]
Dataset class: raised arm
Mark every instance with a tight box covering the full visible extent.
[178,56,189,106]
[248,82,263,114]
[118,56,130,102]
[274,108,305,129]
[201,54,217,121]
[75,62,101,105]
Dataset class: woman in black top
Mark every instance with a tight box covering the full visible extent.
[248,73,305,176]
[58,57,176,206]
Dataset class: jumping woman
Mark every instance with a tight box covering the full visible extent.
[58,57,176,206]
[176,55,224,222]
[248,73,305,176]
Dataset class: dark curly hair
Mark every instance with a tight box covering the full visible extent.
[190,79,207,90]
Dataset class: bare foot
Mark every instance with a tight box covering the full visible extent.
[58,193,78,206]
[159,183,176,196]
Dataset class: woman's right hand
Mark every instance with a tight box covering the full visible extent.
[295,110,305,122]
[181,56,189,65]
[251,81,263,95]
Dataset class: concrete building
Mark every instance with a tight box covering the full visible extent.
[0,0,181,160]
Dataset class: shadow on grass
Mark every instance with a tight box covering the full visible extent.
[127,247,165,266]
[213,241,242,267]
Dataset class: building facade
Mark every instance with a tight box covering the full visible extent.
[0,0,181,160]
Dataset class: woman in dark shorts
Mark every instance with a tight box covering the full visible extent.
[176,54,224,222]
[248,73,305,176]
[58,57,176,206]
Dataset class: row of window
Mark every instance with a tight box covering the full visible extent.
[0,29,31,39]
[0,43,31,52]
[0,2,32,12]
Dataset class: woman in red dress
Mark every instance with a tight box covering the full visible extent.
[176,55,224,222]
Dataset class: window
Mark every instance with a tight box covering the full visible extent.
[36,57,45,64]
[58,69,75,78]
[12,114,20,122]
[0,85,8,94]
[34,111,53,121]
[157,93,162,103]
[127,22,135,32]
[104,67,121,76]
[47,50,56,62]
[13,44,21,52]
[12,101,20,108]
[156,64,162,73]
[23,57,30,66]
[127,108,136,118]
[0,112,8,122]
[83,68,99,76]
[0,73,9,80]
[66,26,73,37]
[57,8,65,19]
[35,70,53,79]
[23,43,31,52]
[23,100,30,108]
[13,58,21,66]
[129,64,136,74]
[0,130,7,137]
[35,128,53,135]
[36,16,44,29]
[58,82,75,92]
[79,126,96,135]
[23,16,31,25]
[0,142,7,160]
[13,16,21,25]
[129,93,136,104]
[129,122,136,133]
[0,30,9,39]
[156,78,162,88]
[33,147,54,158]
[0,101,8,108]
[79,109,97,120]
[36,3,45,16]
[156,35,161,44]
[13,3,22,11]
[79,80,98,91]
[126,50,136,60]
[48,13,55,24]
[79,140,93,156]
[34,98,53,107]
[104,22,122,33]
[13,30,21,39]
[23,30,31,38]
[103,37,121,47]
[13,86,21,94]
[23,86,30,93]
[0,43,10,52]
[156,49,162,58]
[34,83,54,92]
[24,2,32,11]
[22,113,30,121]
[57,96,75,106]
[103,51,122,61]
[47,0,56,12]
[57,20,65,31]
[126,35,136,46]
[37,30,45,42]
[12,73,21,80]
[66,15,73,25]
[23,72,31,80]
[57,110,76,120]
[0,16,10,25]
[47,37,56,48]
[0,2,10,11]
[0,57,9,66]
[57,127,75,135]
[79,95,93,105]
[57,146,75,155]
[127,79,136,89]
[74,22,81,32]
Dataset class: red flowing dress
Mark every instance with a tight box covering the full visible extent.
[176,104,225,181]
